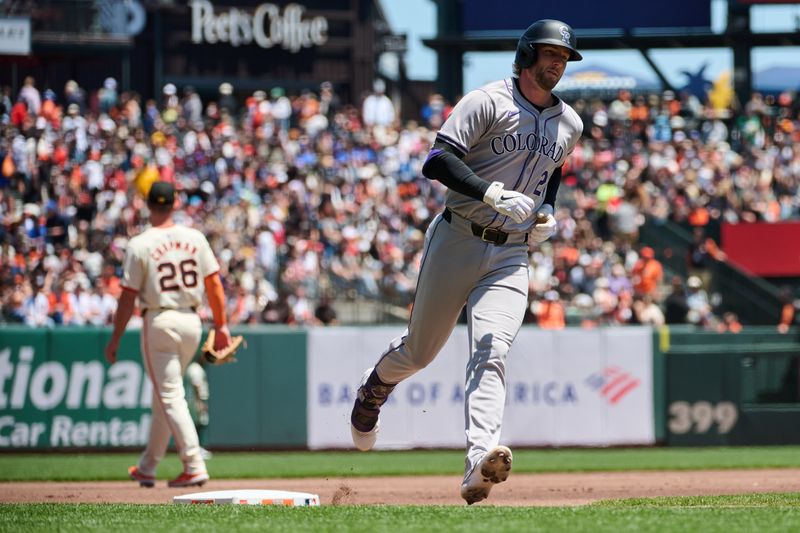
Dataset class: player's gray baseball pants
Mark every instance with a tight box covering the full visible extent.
[374,210,529,473]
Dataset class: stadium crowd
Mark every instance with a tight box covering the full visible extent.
[1,75,798,330]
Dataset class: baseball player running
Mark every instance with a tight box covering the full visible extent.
[104,181,233,488]
[350,19,584,504]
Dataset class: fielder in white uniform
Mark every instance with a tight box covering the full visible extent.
[104,181,233,488]
[350,19,584,505]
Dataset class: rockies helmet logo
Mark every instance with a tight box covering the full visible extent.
[559,25,571,44]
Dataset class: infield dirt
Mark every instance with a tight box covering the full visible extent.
[1,469,799,506]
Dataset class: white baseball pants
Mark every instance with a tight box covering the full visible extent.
[138,310,205,475]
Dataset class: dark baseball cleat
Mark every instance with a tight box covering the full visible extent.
[167,471,209,488]
[460,446,513,505]
[350,367,395,451]
[350,368,380,451]
[128,465,155,488]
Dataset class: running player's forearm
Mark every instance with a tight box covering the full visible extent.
[203,273,228,328]
[542,165,562,209]
[110,289,137,343]
[422,140,490,201]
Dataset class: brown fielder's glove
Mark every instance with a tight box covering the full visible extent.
[201,330,245,365]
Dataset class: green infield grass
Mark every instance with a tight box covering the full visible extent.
[2,493,800,532]
[2,446,800,482]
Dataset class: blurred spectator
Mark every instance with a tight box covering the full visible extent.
[95,284,117,326]
[142,98,159,133]
[631,247,663,298]
[261,291,293,324]
[229,285,257,325]
[44,200,67,247]
[2,149,14,179]
[778,287,797,334]
[62,102,88,161]
[23,282,50,327]
[10,97,27,128]
[608,188,642,245]
[686,227,726,290]
[98,77,118,114]
[269,87,292,131]
[48,281,73,325]
[64,80,86,114]
[181,86,203,129]
[686,275,714,327]
[17,76,41,116]
[218,82,237,116]
[535,290,566,330]
[68,282,97,326]
[607,263,633,296]
[314,295,338,325]
[593,174,622,240]
[572,293,599,328]
[663,276,690,325]
[421,93,450,129]
[0,85,12,121]
[633,294,665,327]
[162,83,178,110]
[3,283,26,323]
[318,81,341,120]
[289,285,315,324]
[608,90,632,122]
[362,79,395,128]
[717,311,743,333]
[593,277,619,324]
[686,227,713,288]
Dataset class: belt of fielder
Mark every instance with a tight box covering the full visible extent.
[143,306,197,315]
[442,208,528,246]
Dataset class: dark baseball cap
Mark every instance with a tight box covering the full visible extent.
[147,181,175,206]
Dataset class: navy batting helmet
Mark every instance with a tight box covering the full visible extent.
[514,19,582,69]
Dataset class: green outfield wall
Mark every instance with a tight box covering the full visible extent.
[203,326,307,448]
[659,326,800,446]
[1,325,798,449]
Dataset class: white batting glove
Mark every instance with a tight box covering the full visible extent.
[529,206,557,243]
[483,181,535,224]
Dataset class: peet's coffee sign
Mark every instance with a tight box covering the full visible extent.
[189,0,328,52]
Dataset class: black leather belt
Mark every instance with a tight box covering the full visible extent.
[443,207,526,245]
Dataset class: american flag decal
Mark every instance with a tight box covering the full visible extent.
[586,366,640,405]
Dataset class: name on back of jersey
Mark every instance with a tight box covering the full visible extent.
[150,240,199,262]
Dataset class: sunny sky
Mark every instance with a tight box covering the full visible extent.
[379,0,800,92]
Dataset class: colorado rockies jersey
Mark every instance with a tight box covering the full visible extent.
[121,225,220,311]
[437,77,583,230]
